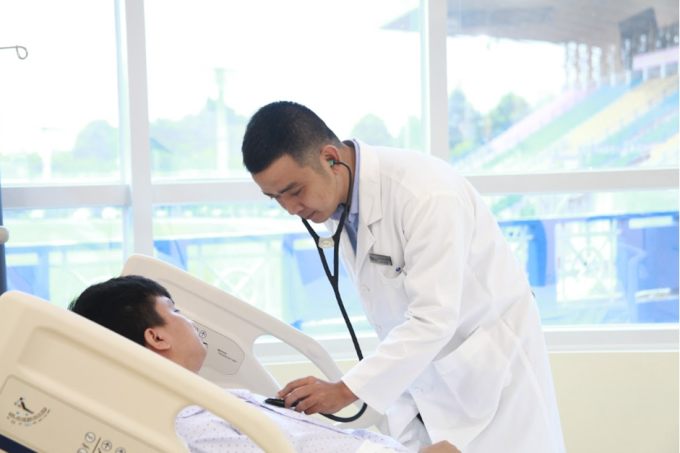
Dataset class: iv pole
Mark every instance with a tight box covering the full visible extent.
[0,44,25,294]
[0,45,28,59]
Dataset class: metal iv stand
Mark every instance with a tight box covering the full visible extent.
[0,45,28,59]
[0,44,25,293]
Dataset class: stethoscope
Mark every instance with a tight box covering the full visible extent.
[300,159,368,423]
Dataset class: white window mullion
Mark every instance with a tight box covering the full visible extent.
[148,167,677,204]
[2,185,129,209]
[420,0,449,160]
[153,181,268,206]
[116,0,154,257]
[2,167,675,210]
[466,168,680,195]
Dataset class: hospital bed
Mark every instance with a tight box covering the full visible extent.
[0,256,680,453]
[0,254,383,453]
[0,289,295,453]
[120,254,383,430]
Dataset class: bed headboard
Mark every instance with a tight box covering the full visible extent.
[120,253,384,430]
[0,290,295,453]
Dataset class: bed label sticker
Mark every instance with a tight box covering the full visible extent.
[193,321,245,375]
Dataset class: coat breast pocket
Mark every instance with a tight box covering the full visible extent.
[432,326,512,420]
[373,270,410,321]
[376,268,408,299]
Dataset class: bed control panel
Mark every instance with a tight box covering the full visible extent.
[194,321,245,376]
[0,377,160,453]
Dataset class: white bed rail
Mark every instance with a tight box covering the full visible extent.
[121,254,385,431]
[0,290,295,453]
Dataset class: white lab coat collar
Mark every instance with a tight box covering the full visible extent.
[350,139,382,276]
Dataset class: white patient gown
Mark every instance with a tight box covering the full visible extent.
[175,389,411,453]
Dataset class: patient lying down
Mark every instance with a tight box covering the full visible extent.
[68,275,460,453]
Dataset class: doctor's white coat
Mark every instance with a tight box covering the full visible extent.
[327,141,565,453]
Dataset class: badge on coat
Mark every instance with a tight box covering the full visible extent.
[369,253,393,266]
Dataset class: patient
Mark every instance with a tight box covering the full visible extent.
[68,275,460,453]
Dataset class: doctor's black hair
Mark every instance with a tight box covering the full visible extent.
[68,275,172,347]
[241,101,343,174]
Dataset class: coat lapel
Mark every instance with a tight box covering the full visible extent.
[354,140,382,277]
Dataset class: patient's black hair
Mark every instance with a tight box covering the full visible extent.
[68,275,172,347]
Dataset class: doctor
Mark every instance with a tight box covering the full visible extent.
[241,101,566,453]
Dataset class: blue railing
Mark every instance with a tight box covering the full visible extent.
[6,212,678,331]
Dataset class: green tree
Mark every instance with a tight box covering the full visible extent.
[350,114,396,147]
[71,120,119,163]
[448,89,483,161]
[0,152,43,180]
[397,116,422,151]
[52,120,119,177]
[487,93,531,139]
[150,98,249,176]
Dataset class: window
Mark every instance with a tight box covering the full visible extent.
[2,0,677,353]
[4,207,124,308]
[0,1,120,184]
[144,0,422,181]
[440,2,679,173]
[438,1,679,330]
[487,190,679,325]
[1,1,124,306]
[152,202,367,335]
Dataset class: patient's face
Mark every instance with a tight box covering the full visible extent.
[153,296,207,373]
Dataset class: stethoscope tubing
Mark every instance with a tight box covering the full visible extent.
[301,160,368,423]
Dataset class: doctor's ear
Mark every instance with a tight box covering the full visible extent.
[320,144,340,167]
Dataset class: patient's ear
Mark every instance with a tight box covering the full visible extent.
[144,326,171,352]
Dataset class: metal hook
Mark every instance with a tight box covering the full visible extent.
[0,46,28,60]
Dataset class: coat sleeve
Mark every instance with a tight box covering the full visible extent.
[341,191,475,414]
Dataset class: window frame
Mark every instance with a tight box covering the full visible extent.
[2,0,677,355]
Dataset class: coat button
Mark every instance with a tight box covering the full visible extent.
[412,388,423,396]
[360,285,370,294]
[374,324,382,334]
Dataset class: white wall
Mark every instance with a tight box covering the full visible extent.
[266,351,679,453]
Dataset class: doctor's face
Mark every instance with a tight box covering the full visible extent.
[253,154,341,223]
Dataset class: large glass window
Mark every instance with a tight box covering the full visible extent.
[2,1,677,352]
[0,1,120,184]
[153,188,678,338]
[487,190,678,325]
[437,1,678,173]
[144,0,422,181]
[4,207,124,307]
[152,202,367,336]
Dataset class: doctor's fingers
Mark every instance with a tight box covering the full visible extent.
[292,381,353,415]
[291,392,324,414]
[284,380,329,411]
[276,376,322,400]
[292,389,344,415]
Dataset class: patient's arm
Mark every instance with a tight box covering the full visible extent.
[418,441,461,453]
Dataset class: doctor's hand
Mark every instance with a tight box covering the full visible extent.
[418,441,461,453]
[276,376,358,415]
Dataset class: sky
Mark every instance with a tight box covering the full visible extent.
[0,0,565,158]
